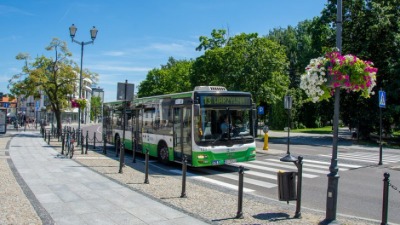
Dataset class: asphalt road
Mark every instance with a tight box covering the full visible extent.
[80,124,400,224]
[256,134,400,224]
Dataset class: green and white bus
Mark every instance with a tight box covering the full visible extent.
[103,86,257,167]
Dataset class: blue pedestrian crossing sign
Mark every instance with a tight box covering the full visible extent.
[258,106,264,115]
[379,90,386,108]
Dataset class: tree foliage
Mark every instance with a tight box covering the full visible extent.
[8,38,97,132]
[136,0,400,136]
[318,0,400,137]
[137,57,193,97]
[90,96,102,122]
[191,31,289,105]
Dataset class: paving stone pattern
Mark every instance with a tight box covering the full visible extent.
[0,129,381,225]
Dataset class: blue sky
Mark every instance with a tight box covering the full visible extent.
[0,0,327,102]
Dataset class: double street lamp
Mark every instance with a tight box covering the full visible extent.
[69,24,98,132]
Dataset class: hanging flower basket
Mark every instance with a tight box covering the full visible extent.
[300,50,378,103]
[72,98,87,109]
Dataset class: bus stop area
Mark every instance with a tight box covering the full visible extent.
[0,124,379,225]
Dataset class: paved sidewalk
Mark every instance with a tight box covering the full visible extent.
[2,125,386,225]
[8,131,209,225]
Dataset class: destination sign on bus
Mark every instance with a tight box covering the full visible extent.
[201,96,251,106]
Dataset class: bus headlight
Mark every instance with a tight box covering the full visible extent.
[251,150,256,155]
[197,155,208,159]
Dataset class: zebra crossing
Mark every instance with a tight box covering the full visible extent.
[318,152,400,164]
[169,157,363,192]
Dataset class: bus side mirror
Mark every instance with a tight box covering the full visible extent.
[194,104,200,116]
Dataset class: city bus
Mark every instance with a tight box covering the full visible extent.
[102,86,257,167]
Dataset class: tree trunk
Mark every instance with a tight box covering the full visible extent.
[54,109,62,137]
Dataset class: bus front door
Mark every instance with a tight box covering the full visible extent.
[173,106,192,163]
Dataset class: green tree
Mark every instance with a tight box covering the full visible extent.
[267,21,333,128]
[318,0,400,138]
[90,96,102,122]
[137,57,193,97]
[8,38,97,133]
[196,29,228,51]
[191,31,289,107]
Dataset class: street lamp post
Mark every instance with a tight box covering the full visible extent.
[321,1,342,224]
[69,24,98,133]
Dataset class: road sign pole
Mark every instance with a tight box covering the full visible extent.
[379,106,383,165]
[378,90,385,165]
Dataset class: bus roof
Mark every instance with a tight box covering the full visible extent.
[104,86,252,106]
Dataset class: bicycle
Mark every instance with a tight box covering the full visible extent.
[65,132,75,159]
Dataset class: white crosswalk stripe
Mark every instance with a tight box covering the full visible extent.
[169,157,363,191]
[318,152,400,164]
[169,169,256,192]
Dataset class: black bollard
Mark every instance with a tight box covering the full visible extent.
[294,156,303,218]
[93,132,97,150]
[132,133,136,163]
[118,142,124,174]
[115,137,120,157]
[81,132,84,154]
[61,133,65,155]
[85,130,89,154]
[180,155,187,198]
[44,129,46,141]
[381,172,390,225]
[103,133,107,155]
[76,129,79,146]
[236,166,244,219]
[144,149,149,184]
[47,130,50,144]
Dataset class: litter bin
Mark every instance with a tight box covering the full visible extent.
[277,171,297,201]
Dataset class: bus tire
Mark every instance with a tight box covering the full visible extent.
[158,142,169,164]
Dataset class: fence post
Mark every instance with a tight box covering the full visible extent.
[236,166,244,219]
[381,172,390,225]
[180,155,187,198]
[144,149,149,184]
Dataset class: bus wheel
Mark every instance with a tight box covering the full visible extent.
[158,142,169,164]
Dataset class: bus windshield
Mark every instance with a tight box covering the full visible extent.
[194,107,254,145]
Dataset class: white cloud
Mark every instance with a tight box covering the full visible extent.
[86,64,150,72]
[102,51,127,56]
[148,40,199,56]
[149,43,185,52]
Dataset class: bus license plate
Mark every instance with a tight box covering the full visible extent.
[225,159,237,164]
